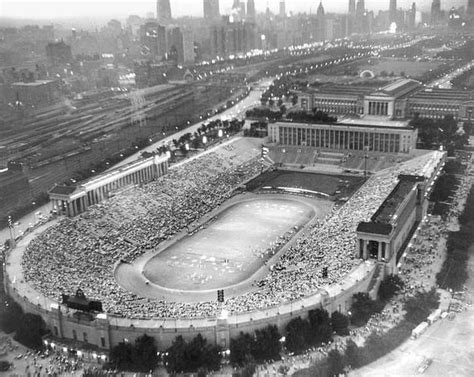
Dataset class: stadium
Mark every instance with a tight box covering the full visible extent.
[3,134,446,358]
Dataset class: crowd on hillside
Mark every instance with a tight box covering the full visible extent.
[21,146,445,319]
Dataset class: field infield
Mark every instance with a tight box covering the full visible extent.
[115,193,332,302]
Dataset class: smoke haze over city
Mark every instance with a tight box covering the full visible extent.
[0,0,469,21]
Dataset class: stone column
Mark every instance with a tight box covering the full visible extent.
[378,242,382,261]
[363,240,368,260]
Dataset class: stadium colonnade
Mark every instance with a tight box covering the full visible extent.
[48,154,169,217]
[3,136,446,357]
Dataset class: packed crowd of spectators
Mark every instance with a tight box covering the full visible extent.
[21,146,445,319]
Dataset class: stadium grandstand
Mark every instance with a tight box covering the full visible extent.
[4,135,446,353]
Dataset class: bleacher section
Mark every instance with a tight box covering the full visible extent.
[268,145,431,174]
[316,151,344,166]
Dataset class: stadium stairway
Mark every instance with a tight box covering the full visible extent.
[367,263,385,300]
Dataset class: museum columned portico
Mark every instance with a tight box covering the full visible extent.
[49,154,169,217]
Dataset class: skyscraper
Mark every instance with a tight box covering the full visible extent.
[239,1,246,18]
[203,0,220,21]
[279,1,286,17]
[247,0,256,21]
[389,0,397,23]
[349,0,356,15]
[431,0,441,24]
[408,2,417,30]
[317,1,325,17]
[157,0,172,25]
[468,0,474,15]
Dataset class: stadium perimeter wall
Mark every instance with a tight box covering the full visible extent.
[4,254,376,352]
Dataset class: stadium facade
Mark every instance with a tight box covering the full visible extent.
[48,154,169,217]
[3,147,446,357]
[298,78,474,121]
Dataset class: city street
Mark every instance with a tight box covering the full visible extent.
[113,77,273,168]
[352,256,474,377]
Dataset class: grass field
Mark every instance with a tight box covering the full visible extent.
[246,170,365,199]
[357,58,442,79]
[142,197,315,291]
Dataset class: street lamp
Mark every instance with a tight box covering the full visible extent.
[364,146,370,177]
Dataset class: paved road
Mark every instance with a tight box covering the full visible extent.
[427,60,474,89]
[0,202,52,249]
[352,257,474,377]
[112,77,273,169]
[0,78,273,249]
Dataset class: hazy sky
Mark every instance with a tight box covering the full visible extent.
[0,0,467,20]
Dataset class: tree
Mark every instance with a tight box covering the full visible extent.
[133,334,158,372]
[404,288,440,324]
[285,317,310,354]
[0,297,23,334]
[378,274,405,302]
[351,293,383,326]
[14,313,46,349]
[240,362,257,377]
[165,335,187,373]
[326,349,345,377]
[165,334,221,374]
[308,309,332,346]
[110,341,134,371]
[252,325,281,363]
[230,332,254,366]
[344,339,361,369]
[331,311,349,336]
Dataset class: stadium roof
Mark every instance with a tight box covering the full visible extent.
[337,117,411,129]
[370,179,417,224]
[357,222,393,236]
[357,176,420,236]
[48,184,77,196]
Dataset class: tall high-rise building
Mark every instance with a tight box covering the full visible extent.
[431,0,441,24]
[157,0,172,25]
[357,0,365,14]
[389,0,397,23]
[279,1,286,17]
[349,0,356,15]
[140,21,167,58]
[239,1,246,18]
[468,0,474,15]
[247,0,256,21]
[408,2,417,29]
[317,1,325,17]
[232,0,240,10]
[203,0,220,21]
[167,26,195,65]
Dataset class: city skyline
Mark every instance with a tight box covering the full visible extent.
[0,0,469,21]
